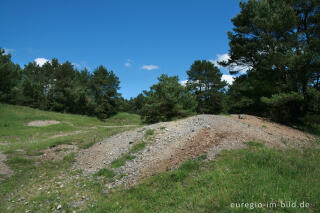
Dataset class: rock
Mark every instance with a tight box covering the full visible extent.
[57,204,62,210]
[238,114,245,119]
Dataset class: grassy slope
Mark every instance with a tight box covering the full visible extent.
[0,104,142,212]
[0,103,141,153]
[91,143,320,213]
[0,104,319,212]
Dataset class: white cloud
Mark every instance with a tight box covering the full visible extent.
[210,53,251,74]
[3,48,15,55]
[124,59,132,67]
[222,74,234,85]
[210,53,230,67]
[141,64,159,70]
[179,80,188,86]
[34,58,50,67]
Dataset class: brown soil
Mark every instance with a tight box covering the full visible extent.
[32,144,78,161]
[143,128,227,178]
[230,114,313,142]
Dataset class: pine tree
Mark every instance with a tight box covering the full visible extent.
[0,48,21,103]
[141,74,197,123]
[186,60,227,114]
[91,66,120,119]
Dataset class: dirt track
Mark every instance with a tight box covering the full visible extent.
[73,114,314,187]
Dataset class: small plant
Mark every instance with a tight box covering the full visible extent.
[281,138,288,145]
[262,125,267,128]
[145,129,155,137]
[168,160,200,182]
[62,152,75,163]
[117,173,127,179]
[197,154,207,161]
[111,154,136,168]
[26,150,43,156]
[130,142,146,154]
[55,148,62,152]
[160,127,166,130]
[245,141,265,147]
[94,168,115,179]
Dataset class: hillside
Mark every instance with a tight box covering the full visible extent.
[0,104,319,212]
[0,104,140,177]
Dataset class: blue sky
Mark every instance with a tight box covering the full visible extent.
[1,0,241,99]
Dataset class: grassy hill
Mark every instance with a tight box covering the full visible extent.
[91,145,320,212]
[0,103,141,154]
[0,104,319,212]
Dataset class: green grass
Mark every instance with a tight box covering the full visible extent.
[1,103,319,212]
[245,141,265,147]
[145,129,155,137]
[0,103,141,154]
[94,168,115,179]
[111,154,136,168]
[1,139,320,212]
[0,104,142,212]
[104,112,141,126]
[89,144,320,213]
[129,142,146,154]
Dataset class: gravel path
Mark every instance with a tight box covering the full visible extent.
[73,114,314,187]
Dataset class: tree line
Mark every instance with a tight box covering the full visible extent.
[0,51,120,119]
[1,0,319,128]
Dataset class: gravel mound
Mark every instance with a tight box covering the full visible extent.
[73,114,314,188]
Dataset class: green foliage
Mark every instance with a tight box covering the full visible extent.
[91,66,120,119]
[126,93,147,114]
[105,112,141,126]
[0,48,21,103]
[144,129,154,137]
[226,71,277,114]
[111,154,136,168]
[222,0,320,124]
[94,168,115,179]
[0,51,122,120]
[245,141,265,147]
[261,92,304,123]
[187,60,227,114]
[141,74,197,123]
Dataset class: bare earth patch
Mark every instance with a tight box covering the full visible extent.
[0,152,13,181]
[73,114,315,188]
[32,144,78,161]
[27,120,61,127]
